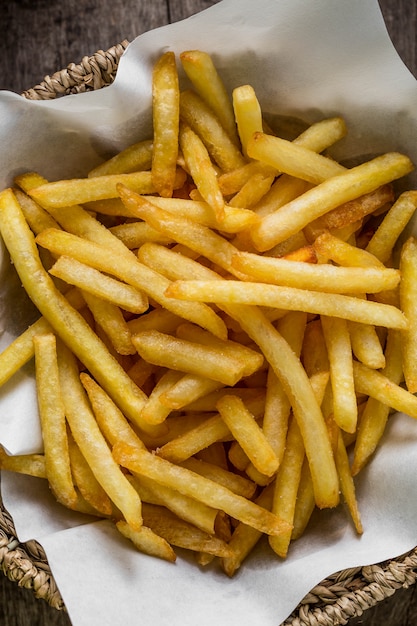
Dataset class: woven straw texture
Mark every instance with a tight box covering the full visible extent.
[1,42,416,624]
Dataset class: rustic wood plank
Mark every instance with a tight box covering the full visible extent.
[0,1,416,625]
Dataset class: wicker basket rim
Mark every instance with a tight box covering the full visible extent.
[0,41,416,625]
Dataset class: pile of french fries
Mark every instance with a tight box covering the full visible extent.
[1,49,417,576]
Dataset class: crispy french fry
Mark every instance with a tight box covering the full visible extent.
[165,279,408,329]
[27,170,186,208]
[365,191,417,263]
[0,447,46,479]
[113,441,291,536]
[49,255,148,314]
[81,291,136,356]
[312,183,395,231]
[232,250,400,293]
[0,317,52,388]
[334,425,363,534]
[321,316,357,434]
[313,231,384,268]
[217,394,279,477]
[179,122,225,221]
[221,483,274,577]
[67,433,113,516]
[131,330,256,387]
[180,456,256,499]
[33,333,78,508]
[351,329,403,475]
[400,237,417,393]
[268,417,305,558]
[180,50,239,146]
[117,186,248,280]
[249,153,413,251]
[247,132,346,184]
[88,139,153,177]
[353,360,417,419]
[116,519,176,563]
[233,85,264,156]
[159,374,223,410]
[180,89,246,172]
[348,319,385,370]
[56,340,143,530]
[128,473,218,535]
[151,51,180,197]
[141,503,233,557]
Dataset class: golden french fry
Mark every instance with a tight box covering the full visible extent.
[159,374,223,410]
[79,372,147,449]
[249,153,413,251]
[180,456,256,499]
[321,316,357,434]
[229,172,275,210]
[179,122,225,221]
[113,441,291,536]
[366,191,417,263]
[27,170,185,208]
[313,231,384,268]
[151,51,180,197]
[165,279,408,329]
[351,329,404,475]
[353,359,417,419]
[139,195,258,233]
[180,50,239,146]
[232,85,264,156]
[247,132,346,184]
[400,237,417,393]
[0,317,52,388]
[268,417,305,558]
[348,319,385,370]
[179,89,246,172]
[67,433,113,516]
[117,185,248,280]
[232,250,400,293]
[14,188,61,235]
[217,394,279,477]
[0,447,46,479]
[138,369,183,426]
[109,221,174,248]
[221,483,274,577]
[33,333,78,508]
[291,460,315,541]
[88,139,153,177]
[56,341,143,530]
[334,425,363,534]
[131,330,256,387]
[141,503,233,557]
[128,473,218,535]
[311,183,395,231]
[81,291,136,356]
[175,322,264,377]
[49,256,148,314]
[116,520,176,563]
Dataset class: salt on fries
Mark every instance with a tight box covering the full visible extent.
[1,48,417,578]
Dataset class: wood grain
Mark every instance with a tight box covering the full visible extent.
[0,1,416,625]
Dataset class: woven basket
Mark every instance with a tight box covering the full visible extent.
[1,42,417,625]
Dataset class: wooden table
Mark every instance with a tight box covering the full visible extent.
[0,1,416,624]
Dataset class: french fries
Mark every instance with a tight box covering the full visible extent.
[1,48,417,576]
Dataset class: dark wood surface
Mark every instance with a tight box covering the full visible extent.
[0,1,416,624]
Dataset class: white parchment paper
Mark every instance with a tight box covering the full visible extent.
[1,1,417,624]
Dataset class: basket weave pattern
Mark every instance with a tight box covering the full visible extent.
[1,42,416,624]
